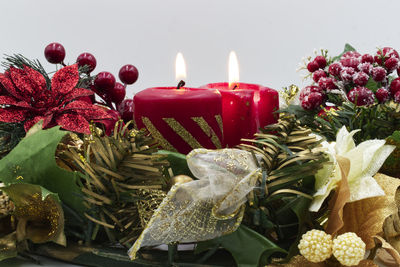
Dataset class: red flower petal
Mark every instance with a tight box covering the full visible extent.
[9,67,35,95]
[64,100,94,110]
[43,113,54,128]
[24,116,45,132]
[51,64,79,96]
[0,72,24,100]
[0,107,28,123]
[55,113,90,134]
[0,96,32,108]
[23,66,47,93]
[62,88,94,104]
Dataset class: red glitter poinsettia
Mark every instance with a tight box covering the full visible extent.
[0,64,110,134]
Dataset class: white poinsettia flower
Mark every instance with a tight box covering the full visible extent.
[309,126,395,212]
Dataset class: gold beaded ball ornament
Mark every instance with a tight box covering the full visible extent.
[298,229,333,263]
[332,232,366,266]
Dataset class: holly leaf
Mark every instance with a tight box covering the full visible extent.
[0,125,84,215]
[196,225,286,267]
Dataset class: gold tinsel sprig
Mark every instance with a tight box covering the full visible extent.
[59,121,170,245]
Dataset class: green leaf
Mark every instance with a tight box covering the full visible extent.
[343,43,356,53]
[331,43,357,61]
[0,126,84,215]
[365,77,379,92]
[157,150,193,177]
[196,225,286,267]
[286,196,312,260]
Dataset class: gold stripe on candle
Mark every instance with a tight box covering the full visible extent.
[141,117,177,152]
[192,117,222,149]
[215,115,223,135]
[163,118,202,149]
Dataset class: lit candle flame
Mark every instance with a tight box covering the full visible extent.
[175,52,187,81]
[228,51,239,89]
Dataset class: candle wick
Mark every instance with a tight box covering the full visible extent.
[177,80,186,89]
[232,84,238,90]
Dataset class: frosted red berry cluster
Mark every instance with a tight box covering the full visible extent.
[300,47,400,110]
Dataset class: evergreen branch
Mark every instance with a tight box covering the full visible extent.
[1,54,51,87]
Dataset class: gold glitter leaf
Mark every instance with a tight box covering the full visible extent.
[3,183,65,246]
[338,173,400,249]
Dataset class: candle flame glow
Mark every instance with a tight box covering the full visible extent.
[228,51,239,89]
[175,52,187,81]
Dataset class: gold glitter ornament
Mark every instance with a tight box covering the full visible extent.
[2,183,65,245]
[332,232,365,266]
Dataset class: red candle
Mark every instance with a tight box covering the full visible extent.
[201,82,279,147]
[134,87,223,154]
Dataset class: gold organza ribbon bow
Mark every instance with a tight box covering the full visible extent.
[128,148,261,259]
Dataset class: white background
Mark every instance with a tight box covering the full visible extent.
[1,0,400,99]
[0,1,395,266]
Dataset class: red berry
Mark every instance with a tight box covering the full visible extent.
[314,56,327,69]
[76,52,97,73]
[307,61,320,73]
[341,51,361,59]
[385,57,399,72]
[361,54,374,63]
[94,72,116,92]
[353,72,369,86]
[119,64,139,85]
[329,62,342,76]
[340,57,360,69]
[358,62,372,74]
[375,47,399,65]
[312,70,327,82]
[397,67,400,77]
[340,67,355,82]
[371,67,387,82]
[347,87,375,106]
[117,99,134,122]
[376,88,390,103]
[390,78,400,96]
[395,90,400,103]
[301,92,325,110]
[299,86,323,101]
[318,77,337,91]
[109,82,126,104]
[44,42,66,64]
